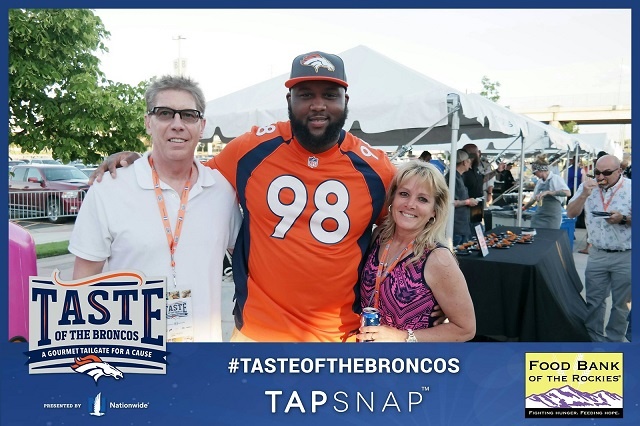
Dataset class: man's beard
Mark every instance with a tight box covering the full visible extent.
[288,105,348,151]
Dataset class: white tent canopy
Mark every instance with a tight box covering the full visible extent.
[573,133,622,158]
[203,45,528,145]
[464,94,576,152]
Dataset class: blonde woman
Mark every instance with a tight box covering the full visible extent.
[357,161,476,343]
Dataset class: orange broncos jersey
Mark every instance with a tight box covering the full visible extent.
[208,121,396,342]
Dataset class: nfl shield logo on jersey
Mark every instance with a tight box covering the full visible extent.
[308,156,319,168]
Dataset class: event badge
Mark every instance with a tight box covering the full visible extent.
[166,288,195,342]
[474,224,489,257]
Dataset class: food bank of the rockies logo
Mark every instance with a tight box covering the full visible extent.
[525,352,623,419]
[26,270,167,381]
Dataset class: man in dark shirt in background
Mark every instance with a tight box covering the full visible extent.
[461,144,505,231]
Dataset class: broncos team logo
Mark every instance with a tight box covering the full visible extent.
[300,53,335,73]
[71,354,124,384]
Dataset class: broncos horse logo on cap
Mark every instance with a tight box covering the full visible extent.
[71,354,124,384]
[300,53,335,73]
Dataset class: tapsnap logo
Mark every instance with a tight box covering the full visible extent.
[525,352,623,418]
[26,270,168,379]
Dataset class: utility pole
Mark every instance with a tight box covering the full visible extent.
[173,35,187,76]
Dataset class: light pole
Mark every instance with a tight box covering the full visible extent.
[173,35,186,76]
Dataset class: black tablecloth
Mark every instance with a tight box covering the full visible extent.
[458,226,590,342]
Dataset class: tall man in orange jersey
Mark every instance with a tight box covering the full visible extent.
[211,52,396,341]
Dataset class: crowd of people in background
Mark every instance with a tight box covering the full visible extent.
[392,144,632,343]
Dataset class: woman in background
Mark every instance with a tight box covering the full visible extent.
[523,155,571,229]
[357,161,476,343]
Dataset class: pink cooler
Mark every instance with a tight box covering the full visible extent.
[8,222,37,342]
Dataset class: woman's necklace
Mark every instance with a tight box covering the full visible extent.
[371,238,414,309]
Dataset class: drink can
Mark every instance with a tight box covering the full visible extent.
[361,307,380,327]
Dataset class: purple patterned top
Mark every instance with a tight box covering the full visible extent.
[360,238,440,330]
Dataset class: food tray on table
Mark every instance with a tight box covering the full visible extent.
[491,244,511,249]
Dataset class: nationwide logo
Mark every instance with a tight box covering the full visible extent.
[525,352,623,418]
[89,392,106,416]
[26,270,168,378]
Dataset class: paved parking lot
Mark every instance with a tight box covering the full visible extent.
[12,219,76,244]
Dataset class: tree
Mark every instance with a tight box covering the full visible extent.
[561,121,579,134]
[480,75,501,102]
[9,9,147,164]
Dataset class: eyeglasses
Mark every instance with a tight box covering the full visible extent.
[593,168,619,177]
[148,107,203,124]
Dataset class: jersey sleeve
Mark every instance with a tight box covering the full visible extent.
[207,130,257,190]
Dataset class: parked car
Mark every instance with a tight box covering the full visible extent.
[80,167,97,177]
[25,158,63,165]
[9,164,89,223]
[8,160,28,170]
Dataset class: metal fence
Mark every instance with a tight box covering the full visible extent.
[9,189,87,222]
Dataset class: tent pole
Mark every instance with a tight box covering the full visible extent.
[573,145,579,195]
[389,108,458,161]
[488,134,521,164]
[517,131,526,227]
[445,94,461,245]
[563,147,570,182]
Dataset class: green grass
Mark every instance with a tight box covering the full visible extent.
[35,241,70,259]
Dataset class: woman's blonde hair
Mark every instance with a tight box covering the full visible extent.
[377,161,450,262]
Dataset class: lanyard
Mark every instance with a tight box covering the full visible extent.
[149,156,193,287]
[599,177,624,212]
[372,239,414,309]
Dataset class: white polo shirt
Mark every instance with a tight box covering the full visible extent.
[69,153,242,341]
